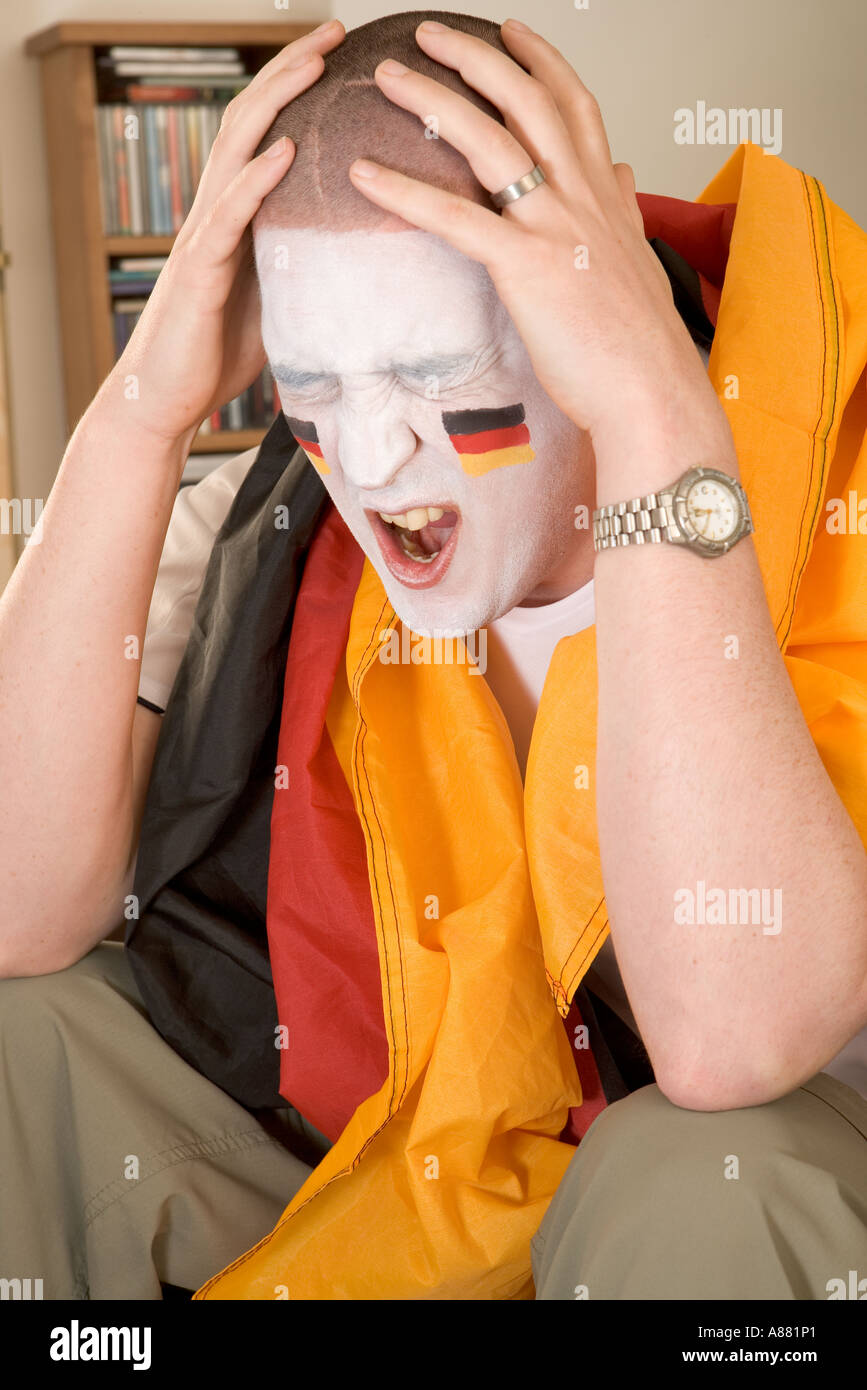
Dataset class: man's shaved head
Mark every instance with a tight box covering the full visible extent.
[253,11,594,634]
[255,10,513,232]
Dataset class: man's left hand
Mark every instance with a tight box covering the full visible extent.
[348,17,723,458]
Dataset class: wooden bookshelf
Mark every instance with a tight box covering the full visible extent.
[25,21,314,451]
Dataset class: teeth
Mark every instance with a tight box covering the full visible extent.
[378,506,447,531]
[397,530,437,564]
[375,505,452,564]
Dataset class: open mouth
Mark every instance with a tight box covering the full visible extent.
[368,504,461,589]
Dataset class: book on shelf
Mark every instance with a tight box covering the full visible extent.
[96,43,255,234]
[109,258,277,431]
[125,85,213,102]
[98,101,225,235]
[98,45,244,76]
[116,256,167,271]
[97,45,250,97]
[108,46,242,63]
[111,61,246,77]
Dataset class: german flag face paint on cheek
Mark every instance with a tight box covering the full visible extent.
[285,416,330,477]
[441,403,535,477]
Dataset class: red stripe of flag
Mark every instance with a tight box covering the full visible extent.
[296,437,324,458]
[448,423,530,454]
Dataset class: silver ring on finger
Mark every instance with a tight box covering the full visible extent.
[490,163,546,210]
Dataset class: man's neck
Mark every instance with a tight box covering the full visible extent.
[518,530,595,608]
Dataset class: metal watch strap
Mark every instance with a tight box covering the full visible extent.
[593,490,678,550]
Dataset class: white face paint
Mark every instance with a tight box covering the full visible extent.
[254,226,593,636]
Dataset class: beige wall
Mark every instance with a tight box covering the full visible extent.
[0,0,864,569]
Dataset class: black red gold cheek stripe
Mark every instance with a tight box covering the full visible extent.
[285,416,330,476]
[441,403,535,476]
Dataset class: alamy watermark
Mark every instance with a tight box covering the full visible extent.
[674,880,782,935]
[0,1276,43,1299]
[0,498,44,545]
[49,1320,151,1370]
[674,103,782,156]
[378,625,487,675]
[825,491,867,534]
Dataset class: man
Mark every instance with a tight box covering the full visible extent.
[1,11,866,1300]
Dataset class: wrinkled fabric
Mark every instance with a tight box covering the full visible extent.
[126,436,328,1108]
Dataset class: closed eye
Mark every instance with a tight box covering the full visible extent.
[396,354,478,385]
[277,381,339,407]
[397,370,466,396]
[397,367,486,399]
[271,353,485,401]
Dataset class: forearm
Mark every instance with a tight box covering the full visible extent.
[0,392,193,965]
[592,406,867,1109]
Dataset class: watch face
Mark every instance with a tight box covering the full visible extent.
[684,476,740,543]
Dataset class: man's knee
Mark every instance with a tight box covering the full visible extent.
[556,1076,862,1180]
[544,1073,855,1217]
[0,958,77,1036]
[0,943,140,1059]
[543,1081,795,1225]
[533,1079,867,1299]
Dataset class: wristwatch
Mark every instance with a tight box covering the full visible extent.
[592,466,753,559]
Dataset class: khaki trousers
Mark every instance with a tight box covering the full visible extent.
[0,943,324,1299]
[532,1070,867,1299]
[2,942,866,1299]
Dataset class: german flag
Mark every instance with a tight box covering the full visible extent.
[285,416,330,477]
[442,403,534,477]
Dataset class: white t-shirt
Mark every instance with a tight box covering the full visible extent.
[485,581,596,779]
[137,446,260,712]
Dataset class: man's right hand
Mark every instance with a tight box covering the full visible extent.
[100,20,346,449]
[0,22,348,976]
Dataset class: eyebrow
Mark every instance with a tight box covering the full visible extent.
[270,352,479,390]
